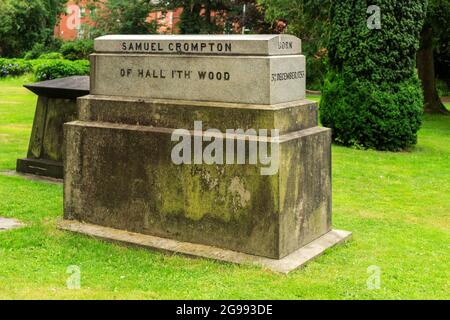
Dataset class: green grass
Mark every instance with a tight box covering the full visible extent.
[0,76,449,300]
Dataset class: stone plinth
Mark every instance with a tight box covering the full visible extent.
[64,96,331,259]
[17,76,89,179]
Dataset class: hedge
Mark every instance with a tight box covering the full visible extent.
[0,58,89,81]
[0,59,32,77]
[34,60,90,81]
[38,52,64,60]
[320,0,427,151]
[60,40,94,61]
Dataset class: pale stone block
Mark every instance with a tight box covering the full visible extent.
[90,54,306,105]
[94,34,302,56]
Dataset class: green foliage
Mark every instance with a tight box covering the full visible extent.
[167,0,272,34]
[38,52,64,60]
[87,0,158,36]
[34,59,89,81]
[165,0,226,34]
[23,44,48,60]
[436,79,450,97]
[260,0,331,90]
[320,0,427,151]
[225,0,276,34]
[23,39,63,60]
[0,57,89,80]
[168,0,276,35]
[426,0,450,87]
[0,0,66,57]
[0,59,32,77]
[60,40,94,61]
[321,72,423,150]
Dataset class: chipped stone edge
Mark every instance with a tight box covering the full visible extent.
[58,219,352,274]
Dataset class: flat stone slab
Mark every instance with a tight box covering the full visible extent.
[58,220,352,274]
[77,95,319,134]
[0,217,23,231]
[24,76,89,99]
[90,54,306,104]
[94,34,301,56]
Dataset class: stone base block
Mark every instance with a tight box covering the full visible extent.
[16,158,63,179]
[64,97,334,260]
[58,219,352,274]
[64,122,331,259]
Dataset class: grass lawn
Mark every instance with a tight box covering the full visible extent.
[0,76,449,300]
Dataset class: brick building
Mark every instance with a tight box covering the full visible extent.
[54,0,183,40]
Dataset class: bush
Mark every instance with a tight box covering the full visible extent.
[38,52,64,60]
[321,72,423,151]
[60,40,94,61]
[320,0,427,151]
[0,59,32,77]
[306,48,328,91]
[34,60,90,81]
[23,38,63,60]
[24,43,47,60]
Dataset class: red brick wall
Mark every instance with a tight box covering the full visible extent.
[54,1,183,40]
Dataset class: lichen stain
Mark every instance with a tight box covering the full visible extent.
[228,177,251,208]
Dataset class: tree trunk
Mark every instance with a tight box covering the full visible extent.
[417,26,449,114]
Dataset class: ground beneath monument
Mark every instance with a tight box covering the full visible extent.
[0,76,448,299]
[59,220,352,274]
[0,170,63,185]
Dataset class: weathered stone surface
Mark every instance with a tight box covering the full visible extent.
[17,77,85,179]
[17,97,77,179]
[78,95,318,134]
[64,99,331,259]
[16,158,63,179]
[94,34,302,56]
[90,54,306,104]
[62,34,350,266]
[25,95,79,162]
[58,220,352,274]
[0,217,23,231]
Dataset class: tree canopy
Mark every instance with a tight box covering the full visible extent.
[261,0,331,89]
[417,0,450,113]
[0,0,65,57]
[87,0,158,37]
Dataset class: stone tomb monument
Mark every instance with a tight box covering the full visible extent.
[59,35,351,273]
[17,76,89,179]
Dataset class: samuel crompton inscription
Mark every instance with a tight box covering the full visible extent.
[91,35,306,104]
[94,34,302,56]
